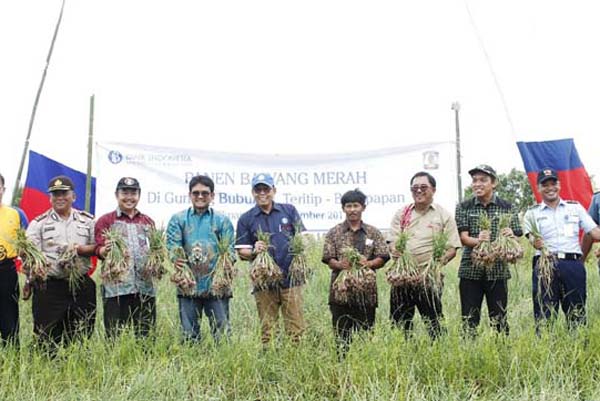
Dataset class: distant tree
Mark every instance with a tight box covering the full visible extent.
[463,168,536,213]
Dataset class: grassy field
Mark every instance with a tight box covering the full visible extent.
[2,243,600,400]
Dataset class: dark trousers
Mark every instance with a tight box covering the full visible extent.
[330,303,376,355]
[32,276,96,347]
[533,257,586,328]
[104,293,156,339]
[459,278,508,335]
[390,285,443,338]
[0,261,19,345]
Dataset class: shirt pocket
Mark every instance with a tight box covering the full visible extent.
[75,224,91,241]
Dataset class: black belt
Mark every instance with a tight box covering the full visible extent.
[553,252,581,261]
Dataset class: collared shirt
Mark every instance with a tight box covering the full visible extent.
[167,207,235,296]
[26,208,95,279]
[524,199,597,254]
[588,192,600,225]
[95,208,156,298]
[0,205,28,263]
[389,203,461,266]
[322,220,389,307]
[236,202,305,289]
[455,194,523,280]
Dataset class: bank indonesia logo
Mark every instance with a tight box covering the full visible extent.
[423,151,439,170]
[108,151,123,164]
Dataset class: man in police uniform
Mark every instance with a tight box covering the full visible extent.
[26,175,97,349]
[0,173,28,345]
[582,191,600,269]
[523,168,600,327]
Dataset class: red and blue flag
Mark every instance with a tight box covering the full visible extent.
[516,138,592,209]
[19,150,96,220]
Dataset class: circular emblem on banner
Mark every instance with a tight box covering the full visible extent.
[281,217,289,224]
[108,151,123,164]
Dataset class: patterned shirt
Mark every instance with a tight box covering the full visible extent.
[322,220,389,307]
[95,208,156,298]
[167,207,235,297]
[455,194,523,280]
[26,208,95,279]
[524,199,597,254]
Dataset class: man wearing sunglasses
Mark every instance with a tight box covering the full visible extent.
[167,175,235,342]
[388,172,461,338]
[236,173,306,344]
[95,177,158,339]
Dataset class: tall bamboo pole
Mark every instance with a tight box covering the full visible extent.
[85,95,94,213]
[12,0,67,206]
[452,101,463,203]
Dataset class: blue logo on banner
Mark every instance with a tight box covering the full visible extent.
[108,151,123,164]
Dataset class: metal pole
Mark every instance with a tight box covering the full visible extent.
[85,95,95,213]
[451,102,463,203]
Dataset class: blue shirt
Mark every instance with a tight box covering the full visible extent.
[524,199,597,254]
[588,192,600,225]
[167,207,235,296]
[236,202,305,288]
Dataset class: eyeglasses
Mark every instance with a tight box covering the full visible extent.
[253,186,272,194]
[191,190,212,197]
[410,185,431,193]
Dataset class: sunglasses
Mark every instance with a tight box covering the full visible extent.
[191,190,212,197]
[410,185,431,193]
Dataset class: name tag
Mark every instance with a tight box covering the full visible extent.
[365,238,374,246]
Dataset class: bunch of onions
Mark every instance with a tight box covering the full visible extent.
[421,230,449,292]
[100,228,130,284]
[250,229,282,291]
[56,243,84,293]
[491,214,524,264]
[331,247,377,305]
[471,213,496,269]
[170,246,197,296]
[288,229,309,287]
[143,227,169,282]
[210,237,236,298]
[385,231,419,287]
[527,214,556,297]
[14,228,48,286]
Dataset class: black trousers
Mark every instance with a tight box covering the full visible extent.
[459,278,508,335]
[0,261,19,345]
[390,285,443,338]
[32,276,96,347]
[103,293,156,339]
[330,303,376,355]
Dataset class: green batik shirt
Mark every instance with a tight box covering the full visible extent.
[455,194,522,280]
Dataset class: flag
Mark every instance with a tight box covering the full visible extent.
[19,150,96,220]
[516,138,592,209]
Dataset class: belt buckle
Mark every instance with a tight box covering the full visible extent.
[557,252,566,260]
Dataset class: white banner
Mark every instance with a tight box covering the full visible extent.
[95,141,458,231]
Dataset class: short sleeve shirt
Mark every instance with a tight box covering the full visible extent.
[455,194,522,280]
[588,193,600,225]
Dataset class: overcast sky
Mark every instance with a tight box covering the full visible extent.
[1,0,599,203]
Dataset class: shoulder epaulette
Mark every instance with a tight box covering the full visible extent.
[34,211,50,222]
[527,204,541,210]
[79,210,94,219]
[565,200,579,204]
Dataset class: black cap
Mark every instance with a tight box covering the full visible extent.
[537,168,559,184]
[47,175,75,192]
[468,164,497,179]
[116,177,141,191]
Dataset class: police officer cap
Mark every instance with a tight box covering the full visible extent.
[251,173,274,188]
[47,175,75,192]
[116,177,141,191]
[468,164,497,179]
[537,168,559,184]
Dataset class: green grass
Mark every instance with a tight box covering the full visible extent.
[2,243,600,400]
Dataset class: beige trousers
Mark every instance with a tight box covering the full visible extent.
[254,286,306,343]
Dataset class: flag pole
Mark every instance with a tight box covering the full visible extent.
[452,101,463,203]
[12,0,66,206]
[85,94,95,213]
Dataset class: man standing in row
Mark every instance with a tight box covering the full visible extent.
[524,169,600,328]
[95,177,157,339]
[26,176,96,350]
[455,165,522,335]
[388,172,461,338]
[236,173,306,344]
[0,173,28,345]
[322,189,388,355]
[167,175,235,342]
